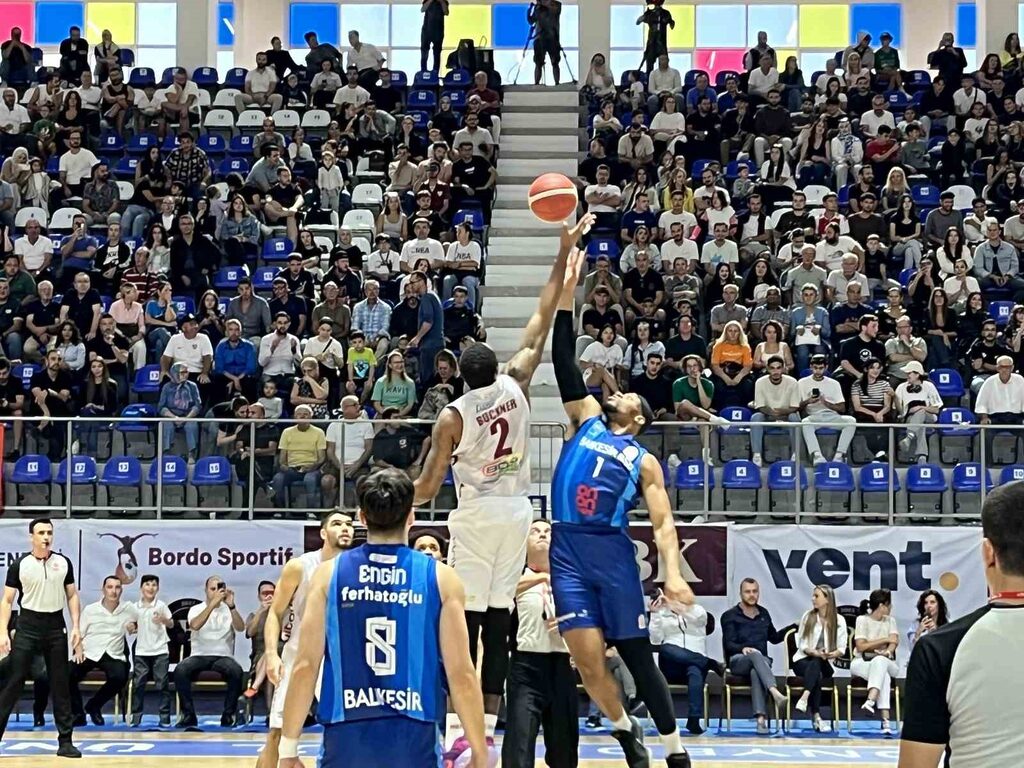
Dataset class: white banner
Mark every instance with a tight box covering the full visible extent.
[0,520,308,667]
[728,525,986,672]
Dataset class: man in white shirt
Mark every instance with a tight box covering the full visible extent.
[1003,199,1024,253]
[70,576,138,726]
[963,197,999,245]
[160,314,213,379]
[700,222,739,269]
[322,395,375,506]
[13,219,54,277]
[235,51,283,114]
[749,356,801,466]
[646,53,683,114]
[953,73,986,117]
[75,70,103,119]
[815,223,863,272]
[332,67,371,112]
[799,353,858,464]
[0,88,30,153]
[825,253,871,303]
[747,54,779,102]
[583,165,622,229]
[656,190,698,243]
[860,94,896,138]
[174,576,245,728]
[399,218,445,273]
[155,68,201,134]
[452,112,495,160]
[57,130,98,197]
[660,221,699,272]
[976,355,1024,460]
[258,312,303,391]
[346,29,384,88]
[129,574,174,727]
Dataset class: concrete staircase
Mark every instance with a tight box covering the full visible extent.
[485,84,579,424]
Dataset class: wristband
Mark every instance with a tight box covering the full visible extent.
[278,736,299,759]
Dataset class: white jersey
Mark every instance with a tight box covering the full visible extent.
[449,373,531,503]
[281,549,324,657]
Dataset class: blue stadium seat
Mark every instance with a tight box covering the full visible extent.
[767,461,808,491]
[115,48,135,67]
[931,368,965,399]
[715,70,739,87]
[253,266,279,291]
[885,89,910,111]
[159,67,176,86]
[452,208,485,233]
[218,157,250,177]
[197,134,226,156]
[148,456,189,487]
[9,455,52,507]
[223,67,248,89]
[408,110,430,131]
[213,266,246,290]
[101,456,144,508]
[114,156,139,179]
[911,184,939,208]
[859,462,900,519]
[12,362,40,390]
[443,68,472,89]
[115,403,157,458]
[725,159,756,180]
[999,465,1024,484]
[127,133,159,155]
[407,90,438,110]
[721,459,762,513]
[171,296,196,317]
[99,132,125,155]
[128,67,156,88]
[951,462,992,493]
[585,238,620,262]
[814,461,856,517]
[718,406,752,432]
[56,456,99,504]
[228,134,255,156]
[412,70,440,89]
[906,463,947,517]
[898,268,916,287]
[389,70,409,90]
[262,237,294,262]
[936,406,976,463]
[443,90,467,109]
[683,69,708,87]
[161,134,180,152]
[132,365,163,395]
[192,456,234,507]
[675,461,715,490]
[991,301,1014,327]
[905,69,931,92]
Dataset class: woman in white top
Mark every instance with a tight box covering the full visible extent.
[792,584,849,732]
[619,224,660,273]
[934,226,973,277]
[943,257,980,310]
[649,591,719,735]
[650,95,687,155]
[621,320,666,380]
[441,222,483,307]
[579,324,622,399]
[583,54,616,101]
[850,588,900,735]
[894,363,943,463]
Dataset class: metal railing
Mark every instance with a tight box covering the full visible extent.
[0,415,1008,524]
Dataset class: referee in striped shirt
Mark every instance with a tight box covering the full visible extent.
[0,518,82,758]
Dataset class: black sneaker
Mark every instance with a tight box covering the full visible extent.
[610,716,651,768]
[685,716,705,735]
[220,714,236,728]
[666,753,692,768]
[159,715,172,727]
[33,712,45,728]
[86,708,105,727]
[585,714,602,729]
[175,715,198,729]
[71,714,87,728]
[56,743,82,759]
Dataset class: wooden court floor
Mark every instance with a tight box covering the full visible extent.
[0,731,900,767]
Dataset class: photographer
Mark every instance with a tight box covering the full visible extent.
[527,0,563,86]
[637,0,675,73]
[420,0,449,73]
[893,362,942,464]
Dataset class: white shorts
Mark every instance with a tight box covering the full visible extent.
[447,496,534,612]
[268,645,323,730]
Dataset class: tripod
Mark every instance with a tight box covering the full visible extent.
[510,6,576,85]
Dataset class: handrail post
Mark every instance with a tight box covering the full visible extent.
[888,424,895,527]
[247,420,257,520]
[155,420,164,520]
[64,419,73,518]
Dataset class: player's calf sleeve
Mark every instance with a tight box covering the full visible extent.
[480,608,512,696]
[614,637,678,736]
[465,610,486,667]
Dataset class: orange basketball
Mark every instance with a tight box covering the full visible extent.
[527,173,578,223]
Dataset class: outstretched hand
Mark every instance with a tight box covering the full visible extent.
[560,212,595,252]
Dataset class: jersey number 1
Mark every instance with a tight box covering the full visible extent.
[489,417,511,459]
[365,617,397,676]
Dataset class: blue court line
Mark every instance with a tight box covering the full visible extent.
[0,738,899,764]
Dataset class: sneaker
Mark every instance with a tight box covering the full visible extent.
[917,455,928,464]
[874,451,888,462]
[812,452,826,465]
[685,715,705,735]
[585,714,602,729]
[667,453,682,473]
[881,719,894,736]
[70,440,80,455]
[609,716,651,768]
[769,688,788,707]
[898,436,914,454]
[756,720,770,735]
[834,451,846,462]
[710,414,731,426]
[175,715,198,729]
[159,715,171,727]
[794,697,808,713]
[666,753,692,767]
[56,743,82,759]
[220,713,236,727]
[862,699,876,714]
[701,447,715,467]
[813,718,832,733]
[752,453,763,467]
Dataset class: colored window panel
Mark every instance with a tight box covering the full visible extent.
[216,50,234,73]
[963,48,977,71]
[693,49,745,80]
[288,3,339,49]
[217,2,234,47]
[86,3,135,46]
[799,50,836,76]
[747,5,798,47]
[610,5,643,49]
[492,4,532,48]
[390,5,421,48]
[664,4,694,49]
[695,5,744,48]
[341,5,388,43]
[136,46,176,72]
[137,2,175,46]
[388,48,420,78]
[957,3,976,47]
[0,3,35,44]
[443,5,490,50]
[775,49,798,69]
[560,4,579,48]
[35,2,85,46]
[850,3,901,47]
[798,4,849,49]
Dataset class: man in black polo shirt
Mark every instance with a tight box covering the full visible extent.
[21,280,61,362]
[264,166,304,243]
[0,518,82,758]
[622,250,665,331]
[267,278,307,338]
[86,314,131,402]
[664,314,707,374]
[836,314,886,398]
[31,348,75,460]
[450,141,496,222]
[629,353,674,418]
[581,286,622,339]
[59,272,102,341]
[277,253,317,315]
[0,357,25,457]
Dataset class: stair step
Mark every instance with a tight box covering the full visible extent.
[485,265,552,287]
[504,90,579,109]
[501,111,578,129]
[499,134,578,153]
[487,328,553,361]
[492,210,562,230]
[507,84,579,93]
[498,157,577,177]
[489,234,560,253]
[484,296,546,319]
[485,251,560,265]
[502,125,580,136]
[489,226,566,237]
[501,149,579,160]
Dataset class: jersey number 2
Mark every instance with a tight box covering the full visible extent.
[489,417,511,459]
[365,617,397,676]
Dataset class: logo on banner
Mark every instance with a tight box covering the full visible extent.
[761,540,959,592]
[96,532,157,585]
[631,525,728,597]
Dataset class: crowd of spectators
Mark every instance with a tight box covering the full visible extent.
[576,30,1024,469]
[0,29,499,513]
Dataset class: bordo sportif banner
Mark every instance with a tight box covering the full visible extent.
[729,525,986,671]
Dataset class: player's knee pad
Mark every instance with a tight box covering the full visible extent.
[614,637,678,735]
[480,608,512,696]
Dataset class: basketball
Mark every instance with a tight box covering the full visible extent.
[527,173,578,223]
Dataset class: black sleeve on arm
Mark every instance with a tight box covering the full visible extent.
[553,310,590,404]
[5,557,20,590]
[63,555,75,587]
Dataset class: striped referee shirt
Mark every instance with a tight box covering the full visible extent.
[5,552,74,615]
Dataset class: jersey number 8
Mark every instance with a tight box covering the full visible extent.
[365,617,398,676]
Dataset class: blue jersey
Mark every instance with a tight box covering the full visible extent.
[319,544,446,726]
[550,415,647,529]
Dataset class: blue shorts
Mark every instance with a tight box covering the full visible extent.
[549,524,648,641]
[322,718,442,768]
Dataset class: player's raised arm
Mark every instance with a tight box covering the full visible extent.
[552,246,603,429]
[413,406,463,506]
[640,452,694,606]
[263,557,303,686]
[505,213,595,393]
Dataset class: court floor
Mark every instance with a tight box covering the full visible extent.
[0,731,900,767]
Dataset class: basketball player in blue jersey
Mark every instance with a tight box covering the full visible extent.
[547,248,694,768]
[277,468,488,768]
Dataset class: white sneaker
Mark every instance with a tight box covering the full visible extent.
[862,699,876,714]
[71,440,80,455]
[710,414,730,426]
[794,698,808,713]
[752,453,763,467]
[667,453,682,473]
[701,448,715,467]
[813,719,832,733]
[812,452,826,465]
[834,451,846,462]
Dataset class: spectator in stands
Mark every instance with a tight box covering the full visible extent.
[70,575,134,727]
[580,325,622,399]
[14,219,53,282]
[751,318,793,373]
[86,312,130,398]
[622,249,665,332]
[290,356,330,420]
[0,27,33,86]
[371,350,417,417]
[308,283,349,347]
[58,271,101,343]
[581,286,623,340]
[583,165,622,230]
[792,585,847,732]
[161,312,213,387]
[441,222,482,306]
[309,59,342,109]
[406,270,443,384]
[443,286,485,351]
[617,121,655,179]
[894,362,942,464]
[923,193,964,251]
[797,354,856,464]
[271,403,326,510]
[175,576,244,728]
[709,282,747,338]
[304,30,342,75]
[322,251,363,306]
[251,118,285,160]
[157,361,201,460]
[976,355,1024,459]
[246,145,286,195]
[235,51,282,114]
[975,221,1024,298]
[788,282,830,371]
[322,394,374,507]
[346,30,384,90]
[908,589,950,649]
[263,167,304,244]
[969,319,1010,399]
[450,142,496,222]
[851,357,893,461]
[749,355,800,466]
[143,281,176,361]
[628,351,673,418]
[58,26,88,84]
[259,311,301,394]
[213,318,258,403]
[226,277,271,346]
[885,316,928,383]
[837,313,885,386]
[709,320,753,409]
[57,215,97,292]
[79,163,121,229]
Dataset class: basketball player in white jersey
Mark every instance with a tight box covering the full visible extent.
[254,511,354,768]
[414,213,594,755]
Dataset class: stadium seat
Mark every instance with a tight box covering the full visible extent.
[158,67,176,86]
[132,365,163,396]
[389,70,409,90]
[128,67,156,88]
[236,109,266,131]
[253,266,278,291]
[717,406,753,462]
[9,455,52,507]
[683,69,708,87]
[443,90,467,109]
[213,266,246,290]
[273,109,301,130]
[114,157,139,179]
[911,184,940,208]
[945,184,975,211]
[203,108,236,133]
[14,207,48,230]
[859,462,900,520]
[936,407,976,464]
[721,459,761,515]
[906,462,947,519]
[212,88,242,108]
[116,49,135,67]
[931,368,965,400]
[412,70,440,89]
[197,133,227,156]
[802,185,832,206]
[584,238,620,263]
[55,456,99,507]
[407,90,438,111]
[101,456,144,510]
[126,133,159,155]
[192,456,235,509]
[300,109,332,132]
[991,301,1014,327]
[951,462,993,520]
[223,67,248,89]
[171,296,196,317]
[49,207,81,232]
[813,462,855,519]
[12,362,40,391]
[766,461,808,517]
[452,208,485,234]
[228,135,256,158]
[148,455,189,512]
[192,67,219,88]
[114,403,157,458]
[351,183,384,211]
[261,237,294,262]
[98,132,125,155]
[342,209,376,240]
[443,68,472,89]
[716,70,739,87]
[116,181,134,201]
[999,464,1024,485]
[218,157,250,177]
